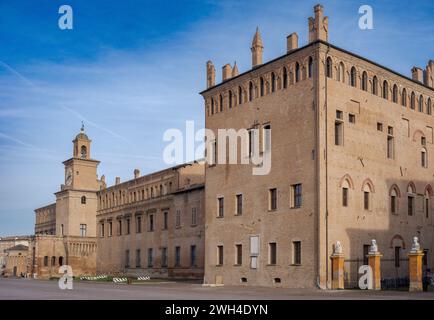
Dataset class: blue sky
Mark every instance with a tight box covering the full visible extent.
[0,0,433,236]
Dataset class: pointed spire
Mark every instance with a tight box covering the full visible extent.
[232,61,239,77]
[81,121,85,133]
[252,26,263,48]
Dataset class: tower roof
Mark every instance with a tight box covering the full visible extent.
[74,122,89,140]
[252,27,263,48]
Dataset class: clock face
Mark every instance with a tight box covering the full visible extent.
[65,168,72,186]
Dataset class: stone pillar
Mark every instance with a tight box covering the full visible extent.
[408,251,424,292]
[368,252,382,290]
[331,253,345,289]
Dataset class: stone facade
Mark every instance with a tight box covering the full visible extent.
[0,236,30,276]
[201,5,434,288]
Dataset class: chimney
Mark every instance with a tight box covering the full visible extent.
[286,33,298,52]
[222,64,232,81]
[134,169,140,179]
[115,177,120,185]
[412,67,424,83]
[251,27,264,68]
[206,61,216,88]
[232,61,239,77]
[426,60,434,88]
[308,4,329,43]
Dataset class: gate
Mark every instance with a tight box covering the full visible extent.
[380,258,409,290]
[344,258,363,289]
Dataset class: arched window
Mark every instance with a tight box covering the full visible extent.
[249,82,254,101]
[80,145,87,158]
[308,57,313,78]
[372,76,378,95]
[402,88,407,107]
[338,62,345,82]
[238,86,243,105]
[283,67,288,88]
[389,185,401,215]
[260,77,265,96]
[411,92,416,109]
[219,94,223,112]
[59,256,64,266]
[428,98,432,115]
[350,67,356,87]
[407,183,416,216]
[326,57,332,78]
[295,62,300,82]
[43,256,48,267]
[362,180,374,211]
[418,95,424,112]
[229,91,233,108]
[425,186,433,219]
[81,196,86,204]
[271,72,276,92]
[51,256,56,266]
[341,179,351,207]
[362,72,368,91]
[382,80,389,100]
[211,98,215,114]
[422,147,428,168]
[392,84,398,103]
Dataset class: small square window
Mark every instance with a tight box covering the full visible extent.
[421,137,426,146]
[336,110,343,120]
[349,114,355,124]
[388,126,393,135]
[377,122,383,131]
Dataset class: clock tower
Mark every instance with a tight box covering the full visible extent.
[55,124,101,237]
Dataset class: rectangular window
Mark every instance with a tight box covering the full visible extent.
[391,195,397,214]
[163,212,168,230]
[291,184,302,208]
[217,197,224,217]
[408,196,414,216]
[423,250,428,266]
[236,194,243,216]
[364,192,370,210]
[387,136,394,159]
[342,188,348,207]
[388,126,394,135]
[108,221,113,237]
[126,218,130,235]
[377,122,383,131]
[175,246,181,267]
[80,224,87,237]
[175,210,181,228]
[335,121,343,146]
[250,236,259,269]
[394,247,401,267]
[268,242,277,265]
[161,247,167,267]
[100,223,104,237]
[293,241,301,265]
[117,220,122,236]
[148,248,153,267]
[336,110,343,119]
[363,244,370,266]
[426,198,430,218]
[149,214,154,231]
[235,244,242,265]
[190,245,196,267]
[217,245,224,266]
[248,129,255,158]
[263,124,271,153]
[125,250,130,268]
[136,216,142,233]
[136,249,141,268]
[191,208,197,226]
[349,114,356,123]
[209,140,217,165]
[269,188,277,211]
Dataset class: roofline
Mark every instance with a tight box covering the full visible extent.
[199,39,434,95]
[63,157,100,165]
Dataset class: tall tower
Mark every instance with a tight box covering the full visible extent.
[55,124,100,237]
[251,27,264,68]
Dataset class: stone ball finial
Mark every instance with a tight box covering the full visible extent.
[369,239,378,254]
[411,236,421,253]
